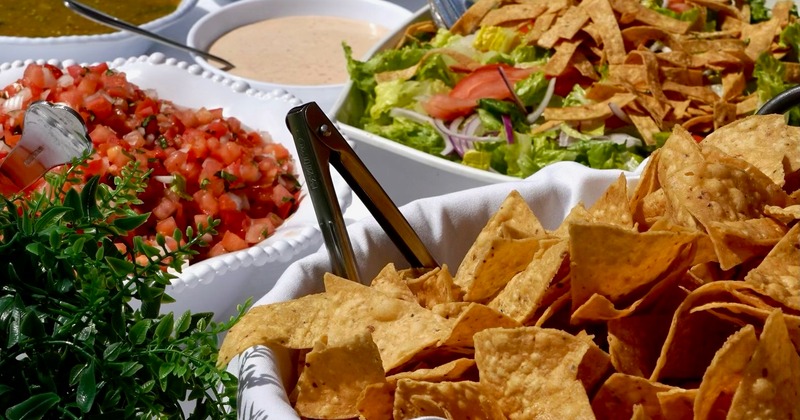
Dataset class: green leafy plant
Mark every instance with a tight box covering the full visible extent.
[0,157,247,419]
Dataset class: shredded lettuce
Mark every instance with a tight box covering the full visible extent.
[780,22,800,61]
[754,53,800,125]
[748,0,771,22]
[363,117,446,156]
[370,79,450,121]
[515,72,550,106]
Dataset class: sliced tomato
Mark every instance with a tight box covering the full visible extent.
[666,0,693,13]
[422,95,479,121]
[449,64,536,100]
[423,64,537,120]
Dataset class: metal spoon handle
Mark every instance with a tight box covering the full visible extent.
[63,0,235,70]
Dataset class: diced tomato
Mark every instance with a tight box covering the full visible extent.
[245,217,275,244]
[84,92,113,121]
[153,197,179,221]
[220,231,248,252]
[156,216,179,237]
[2,63,303,262]
[193,190,219,216]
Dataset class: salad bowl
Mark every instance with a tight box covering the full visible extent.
[333,0,800,205]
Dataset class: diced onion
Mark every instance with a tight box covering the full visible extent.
[605,133,643,147]
[502,115,515,144]
[57,74,74,88]
[2,87,31,112]
[527,77,557,123]
[154,175,175,184]
[710,84,723,97]
[390,107,434,125]
[608,102,632,124]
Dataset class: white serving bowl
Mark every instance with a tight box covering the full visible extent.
[0,53,352,322]
[332,7,514,207]
[231,160,645,418]
[0,0,198,63]
[186,0,413,113]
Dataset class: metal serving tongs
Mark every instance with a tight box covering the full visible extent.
[0,101,92,196]
[286,102,438,283]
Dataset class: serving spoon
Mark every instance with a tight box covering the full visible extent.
[63,0,235,70]
[0,101,92,196]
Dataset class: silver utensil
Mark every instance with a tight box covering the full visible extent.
[427,0,471,29]
[756,85,800,116]
[286,102,438,282]
[63,0,235,70]
[0,101,92,195]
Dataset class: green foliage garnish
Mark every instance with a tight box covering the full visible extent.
[0,157,247,419]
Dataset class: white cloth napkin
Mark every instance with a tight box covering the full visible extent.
[232,160,644,419]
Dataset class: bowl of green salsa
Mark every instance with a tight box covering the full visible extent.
[0,0,197,63]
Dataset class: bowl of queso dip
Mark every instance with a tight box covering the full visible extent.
[187,0,413,112]
[0,0,198,63]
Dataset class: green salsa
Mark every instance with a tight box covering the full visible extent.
[0,0,181,37]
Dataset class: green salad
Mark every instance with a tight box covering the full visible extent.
[345,0,800,178]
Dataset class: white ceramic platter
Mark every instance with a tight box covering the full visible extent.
[0,53,352,314]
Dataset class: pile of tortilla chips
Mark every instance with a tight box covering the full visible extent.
[444,0,800,144]
[219,114,800,419]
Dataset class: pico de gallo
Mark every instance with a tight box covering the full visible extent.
[0,62,302,261]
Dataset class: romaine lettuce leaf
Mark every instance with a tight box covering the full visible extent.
[363,117,446,155]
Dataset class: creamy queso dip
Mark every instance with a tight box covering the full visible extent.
[209,16,389,86]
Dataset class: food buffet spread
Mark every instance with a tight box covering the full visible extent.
[0,0,798,418]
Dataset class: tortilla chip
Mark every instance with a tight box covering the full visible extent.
[745,223,800,311]
[544,93,637,121]
[651,281,756,383]
[370,263,418,302]
[455,191,546,301]
[480,3,547,28]
[294,332,386,419]
[609,0,692,33]
[705,217,788,270]
[607,285,688,378]
[569,222,697,310]
[588,174,634,227]
[591,373,679,419]
[656,388,697,419]
[475,326,594,419]
[694,325,759,420]
[701,114,800,187]
[218,275,451,371]
[439,302,521,348]
[488,240,570,323]
[544,39,583,76]
[388,358,476,385]
[451,0,503,35]
[629,113,662,146]
[727,310,800,419]
[393,379,504,419]
[537,5,590,49]
[406,265,459,308]
[356,381,395,420]
[357,382,395,420]
[584,0,627,64]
